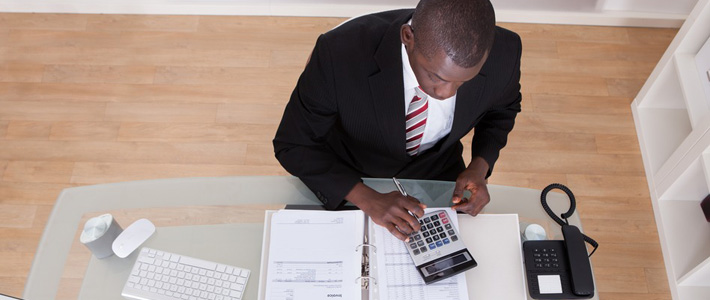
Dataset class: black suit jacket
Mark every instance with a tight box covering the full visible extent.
[273,9,522,209]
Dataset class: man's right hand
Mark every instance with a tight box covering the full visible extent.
[345,182,426,241]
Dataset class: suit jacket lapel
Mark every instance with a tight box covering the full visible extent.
[369,11,412,160]
[441,74,487,150]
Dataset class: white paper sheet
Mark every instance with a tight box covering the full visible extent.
[264,210,364,300]
[370,208,469,300]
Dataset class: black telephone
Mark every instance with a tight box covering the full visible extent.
[523,184,598,299]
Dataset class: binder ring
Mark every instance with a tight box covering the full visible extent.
[355,276,377,286]
[355,244,377,254]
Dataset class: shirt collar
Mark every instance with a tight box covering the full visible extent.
[401,43,420,92]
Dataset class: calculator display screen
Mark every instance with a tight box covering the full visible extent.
[424,253,469,274]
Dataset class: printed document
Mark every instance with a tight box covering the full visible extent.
[264,210,364,300]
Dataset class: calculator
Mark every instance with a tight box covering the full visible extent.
[404,209,477,284]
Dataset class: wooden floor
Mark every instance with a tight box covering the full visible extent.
[0,13,678,299]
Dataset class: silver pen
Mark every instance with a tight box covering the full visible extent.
[392,177,408,197]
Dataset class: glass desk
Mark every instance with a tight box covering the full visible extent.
[23,176,597,299]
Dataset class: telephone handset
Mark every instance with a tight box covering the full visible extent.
[523,184,598,299]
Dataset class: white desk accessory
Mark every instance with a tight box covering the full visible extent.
[112,219,156,258]
[79,214,123,259]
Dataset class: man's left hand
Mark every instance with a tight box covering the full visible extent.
[451,156,490,216]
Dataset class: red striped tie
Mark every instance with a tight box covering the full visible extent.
[405,87,428,156]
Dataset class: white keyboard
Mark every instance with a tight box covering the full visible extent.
[121,247,250,300]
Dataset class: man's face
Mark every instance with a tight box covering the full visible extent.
[401,25,486,100]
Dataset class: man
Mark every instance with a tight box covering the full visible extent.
[273,0,522,241]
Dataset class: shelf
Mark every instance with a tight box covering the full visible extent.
[678,255,710,286]
[635,105,692,176]
[677,286,710,300]
[675,54,710,128]
[658,200,710,281]
[659,157,709,201]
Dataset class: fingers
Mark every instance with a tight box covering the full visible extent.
[386,224,409,241]
[452,186,490,216]
[452,179,466,204]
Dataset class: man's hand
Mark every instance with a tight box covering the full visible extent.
[346,183,426,241]
[451,156,490,216]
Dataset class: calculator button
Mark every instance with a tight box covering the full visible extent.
[433,221,441,227]
[445,224,452,230]
[414,234,421,241]
[432,235,440,241]
[420,247,427,253]
[429,244,436,250]
[448,230,455,235]
[431,214,439,221]
[439,233,446,239]
[422,231,430,237]
[451,235,458,242]
[436,241,443,247]
[417,241,424,246]
[438,212,446,218]
[426,223,434,230]
[443,238,450,244]
[419,219,424,225]
[429,230,436,236]
[413,249,420,255]
[423,217,431,223]
[436,227,444,233]
[409,243,417,249]
[441,218,449,224]
[426,237,433,243]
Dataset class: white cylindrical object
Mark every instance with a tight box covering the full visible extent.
[80,214,123,259]
[522,224,546,241]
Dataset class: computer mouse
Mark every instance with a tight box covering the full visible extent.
[112,218,156,258]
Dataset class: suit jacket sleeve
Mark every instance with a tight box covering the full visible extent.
[470,31,523,177]
[273,34,362,210]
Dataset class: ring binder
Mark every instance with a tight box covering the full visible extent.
[356,244,377,253]
[355,276,378,286]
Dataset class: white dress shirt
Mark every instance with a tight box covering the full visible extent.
[401,43,456,153]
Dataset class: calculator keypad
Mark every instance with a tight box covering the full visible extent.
[408,211,459,256]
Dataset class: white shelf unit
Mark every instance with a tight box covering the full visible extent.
[631,0,710,299]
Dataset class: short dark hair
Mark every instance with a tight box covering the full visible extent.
[411,0,496,68]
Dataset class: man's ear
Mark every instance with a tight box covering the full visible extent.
[400,24,415,50]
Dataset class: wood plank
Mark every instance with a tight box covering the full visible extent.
[0,101,106,122]
[487,171,568,189]
[105,102,218,123]
[0,140,248,165]
[529,94,632,114]
[590,242,664,268]
[606,78,648,97]
[626,27,679,46]
[645,267,671,294]
[557,41,667,62]
[599,292,671,300]
[0,13,87,31]
[3,161,74,184]
[567,174,650,198]
[85,14,199,32]
[0,277,27,299]
[514,112,636,135]
[582,218,660,244]
[501,23,630,44]
[1,29,124,48]
[0,204,37,228]
[6,121,51,140]
[0,228,42,252]
[245,143,280,166]
[0,161,6,179]
[117,123,278,143]
[0,47,271,68]
[197,15,343,33]
[593,267,649,293]
[70,162,288,185]
[0,82,293,104]
[153,66,301,86]
[42,65,156,84]
[0,64,44,83]
[521,74,609,96]
[595,134,641,154]
[520,39,558,59]
[522,58,655,79]
[0,121,7,138]
[0,182,69,205]
[270,50,311,68]
[495,152,644,176]
[503,131,597,153]
[50,121,120,141]
[216,103,287,125]
[577,196,654,221]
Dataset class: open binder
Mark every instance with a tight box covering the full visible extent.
[257,208,527,300]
